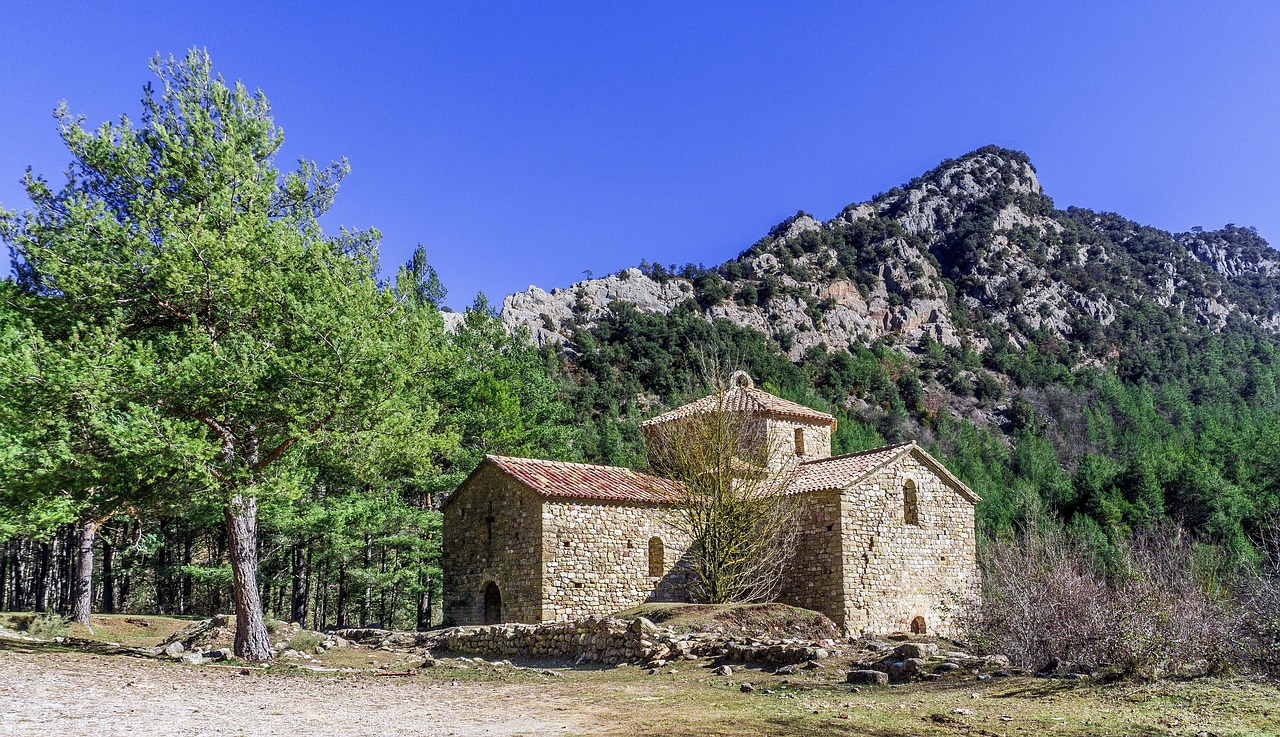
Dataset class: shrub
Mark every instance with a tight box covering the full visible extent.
[287,630,323,653]
[26,613,71,639]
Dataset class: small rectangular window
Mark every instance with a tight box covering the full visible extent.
[794,427,805,456]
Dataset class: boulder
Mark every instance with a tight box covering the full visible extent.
[180,652,205,665]
[886,658,926,682]
[846,669,889,685]
[712,665,733,676]
[164,641,186,658]
[893,642,938,659]
[982,654,1010,669]
[1036,657,1062,676]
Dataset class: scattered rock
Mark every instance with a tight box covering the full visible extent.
[936,662,961,673]
[164,642,186,658]
[846,670,889,685]
[774,664,799,676]
[180,652,205,666]
[739,683,755,693]
[712,665,733,676]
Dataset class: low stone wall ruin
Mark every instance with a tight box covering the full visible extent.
[434,616,837,666]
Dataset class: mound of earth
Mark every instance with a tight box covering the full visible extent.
[612,602,839,641]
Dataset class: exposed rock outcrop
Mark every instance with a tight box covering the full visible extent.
[484,146,1277,370]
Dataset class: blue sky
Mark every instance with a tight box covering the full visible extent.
[2,2,1277,310]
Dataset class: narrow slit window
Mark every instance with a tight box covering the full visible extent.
[903,481,919,526]
[648,537,664,577]
[794,427,805,457]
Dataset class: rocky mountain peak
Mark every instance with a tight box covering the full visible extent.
[493,146,1278,366]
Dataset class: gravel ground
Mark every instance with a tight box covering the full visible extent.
[0,649,586,737]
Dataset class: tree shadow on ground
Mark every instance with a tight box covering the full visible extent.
[0,635,152,658]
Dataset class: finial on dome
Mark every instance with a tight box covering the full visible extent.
[729,370,754,389]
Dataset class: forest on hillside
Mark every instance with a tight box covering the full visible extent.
[2,52,1278,671]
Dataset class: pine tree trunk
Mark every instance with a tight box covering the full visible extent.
[301,548,311,625]
[34,542,51,612]
[336,558,347,628]
[289,546,305,624]
[72,515,97,630]
[101,535,115,614]
[180,527,193,615]
[416,573,430,631]
[361,534,372,626]
[224,493,271,662]
[155,521,169,614]
[0,541,8,611]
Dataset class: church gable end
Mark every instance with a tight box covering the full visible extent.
[442,463,546,625]
[836,449,978,637]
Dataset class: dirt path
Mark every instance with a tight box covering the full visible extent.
[0,650,589,737]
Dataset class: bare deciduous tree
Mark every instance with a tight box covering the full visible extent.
[644,370,798,604]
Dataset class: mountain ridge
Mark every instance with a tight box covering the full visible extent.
[491,146,1280,369]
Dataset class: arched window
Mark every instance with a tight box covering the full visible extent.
[793,427,805,457]
[648,537,665,577]
[903,480,919,526]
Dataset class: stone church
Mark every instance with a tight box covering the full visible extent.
[442,373,979,637]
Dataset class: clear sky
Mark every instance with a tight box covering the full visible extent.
[2,2,1277,310]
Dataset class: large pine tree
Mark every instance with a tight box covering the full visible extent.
[2,50,447,660]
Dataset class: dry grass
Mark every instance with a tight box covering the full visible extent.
[2,612,196,647]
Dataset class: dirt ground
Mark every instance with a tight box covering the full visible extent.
[0,648,587,737]
[3,635,1279,737]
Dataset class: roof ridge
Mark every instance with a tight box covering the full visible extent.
[796,441,914,466]
[485,453,646,473]
[639,384,835,428]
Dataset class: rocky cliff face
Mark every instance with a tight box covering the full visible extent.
[496,146,1280,360]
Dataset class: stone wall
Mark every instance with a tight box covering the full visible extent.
[762,417,832,472]
[776,490,844,623]
[541,500,691,621]
[437,617,837,666]
[837,451,977,637]
[443,466,545,625]
[440,617,656,664]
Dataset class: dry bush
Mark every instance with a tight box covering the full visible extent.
[1234,517,1280,673]
[963,524,1246,678]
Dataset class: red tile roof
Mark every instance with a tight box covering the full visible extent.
[458,443,978,507]
[785,442,914,494]
[482,455,682,504]
[639,385,835,429]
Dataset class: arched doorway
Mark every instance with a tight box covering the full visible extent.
[910,615,926,635]
[482,581,502,624]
